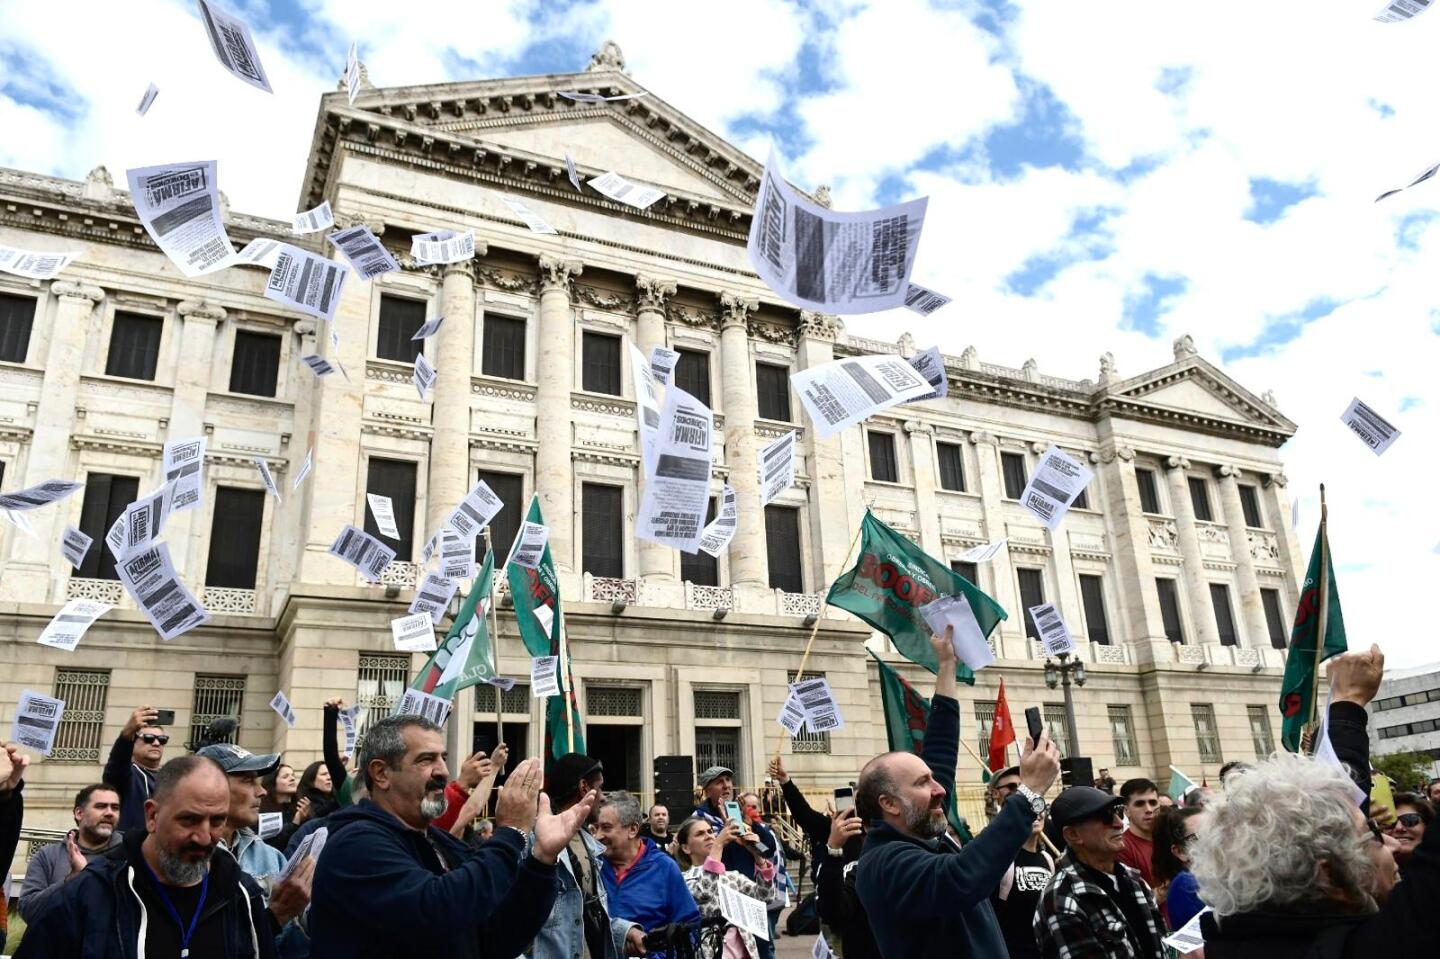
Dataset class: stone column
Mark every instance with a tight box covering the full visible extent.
[968,432,1021,650]
[795,312,858,585]
[1263,472,1303,598]
[718,292,766,590]
[1093,443,1168,648]
[904,421,943,555]
[426,254,484,537]
[166,299,225,578]
[1163,456,1217,646]
[1,281,105,601]
[1215,465,1268,647]
[534,254,583,576]
[634,274,678,586]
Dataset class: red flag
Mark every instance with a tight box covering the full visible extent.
[988,678,1017,773]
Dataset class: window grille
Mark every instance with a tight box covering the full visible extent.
[52,669,110,762]
[1108,705,1138,766]
[1043,704,1070,759]
[696,727,741,772]
[1247,705,1275,759]
[191,675,245,748]
[1192,703,1223,764]
[587,686,643,717]
[975,700,997,759]
[786,670,829,753]
[474,683,532,714]
[356,653,410,745]
[694,690,741,720]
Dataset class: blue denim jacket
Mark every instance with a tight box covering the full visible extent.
[526,830,636,959]
[227,827,311,959]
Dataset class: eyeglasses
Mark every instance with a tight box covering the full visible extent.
[994,782,1020,796]
[1393,813,1424,829]
[138,734,170,745]
[1090,807,1124,826]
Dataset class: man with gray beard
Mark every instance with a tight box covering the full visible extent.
[16,755,279,958]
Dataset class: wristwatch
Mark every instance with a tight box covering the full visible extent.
[1015,783,1047,818]
[825,845,846,858]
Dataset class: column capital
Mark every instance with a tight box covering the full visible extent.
[442,259,477,283]
[796,311,840,341]
[334,212,385,235]
[293,319,318,339]
[634,274,677,312]
[538,254,583,294]
[1098,444,1135,463]
[968,430,999,446]
[1164,455,1191,472]
[718,292,758,330]
[178,299,227,323]
[1214,463,1242,480]
[50,280,104,304]
[903,420,933,436]
[1262,471,1288,489]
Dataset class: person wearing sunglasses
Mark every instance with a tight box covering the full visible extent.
[1387,792,1433,872]
[103,705,170,834]
[1151,805,1204,932]
[1034,786,1166,959]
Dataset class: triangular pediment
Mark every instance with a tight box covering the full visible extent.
[1108,354,1297,437]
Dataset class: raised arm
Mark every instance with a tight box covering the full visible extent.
[321,698,347,793]
[103,705,154,791]
[920,632,960,805]
[1326,645,1383,808]
[768,755,831,847]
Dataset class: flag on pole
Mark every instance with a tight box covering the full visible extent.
[411,549,495,700]
[507,496,585,762]
[870,651,971,837]
[1168,765,1196,802]
[1279,504,1347,752]
[828,512,1005,681]
[988,678,1016,775]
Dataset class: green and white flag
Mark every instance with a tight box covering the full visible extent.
[1279,515,1347,752]
[411,550,496,701]
[1168,765,1196,802]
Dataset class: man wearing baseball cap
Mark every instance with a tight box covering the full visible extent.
[1033,786,1165,959]
[690,765,771,880]
[195,743,314,957]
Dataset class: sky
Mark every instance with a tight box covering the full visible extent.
[2,0,1437,667]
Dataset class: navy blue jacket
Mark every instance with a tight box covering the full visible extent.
[102,735,156,835]
[14,825,277,959]
[308,799,559,959]
[855,694,1038,959]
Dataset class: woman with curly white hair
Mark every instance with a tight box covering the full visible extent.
[1191,751,1434,958]
[674,816,778,959]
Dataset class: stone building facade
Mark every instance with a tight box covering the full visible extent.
[1368,662,1440,781]
[0,45,1304,834]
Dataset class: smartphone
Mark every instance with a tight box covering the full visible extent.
[1024,707,1044,745]
[833,786,855,813]
[1370,774,1396,825]
[724,800,746,829]
[154,709,176,727]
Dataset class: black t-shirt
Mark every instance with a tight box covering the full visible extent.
[990,846,1054,959]
[133,868,230,959]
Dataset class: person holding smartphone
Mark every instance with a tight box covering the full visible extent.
[103,704,171,833]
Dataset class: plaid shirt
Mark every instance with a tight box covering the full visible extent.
[1033,854,1166,959]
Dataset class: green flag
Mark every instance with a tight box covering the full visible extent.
[870,651,972,838]
[411,551,496,701]
[507,496,585,762]
[829,512,1005,682]
[1167,765,1196,802]
[1279,521,1347,752]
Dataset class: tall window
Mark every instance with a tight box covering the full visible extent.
[1191,703,1223,763]
[355,653,410,746]
[1043,704,1070,759]
[974,701,997,759]
[787,671,831,754]
[475,470,523,562]
[377,295,425,362]
[1073,485,1090,510]
[481,314,526,380]
[1156,578,1185,643]
[1135,467,1161,514]
[190,675,245,749]
[582,483,624,577]
[1261,588,1288,650]
[764,505,803,593]
[674,349,711,407]
[473,683,531,774]
[1247,705,1275,759]
[950,560,979,585]
[52,668,110,762]
[0,292,36,363]
[205,487,265,589]
[1001,452,1028,500]
[585,685,646,791]
[755,363,791,422]
[1188,476,1214,522]
[106,312,163,380]
[76,473,140,580]
[1016,568,1045,639]
[937,442,965,491]
[582,332,622,395]
[1108,705,1138,766]
[694,691,745,769]
[365,458,417,560]
[1210,583,1238,646]
[681,497,719,586]
[1079,575,1111,645]
[1239,484,1263,528]
[868,431,898,483]
[228,331,281,397]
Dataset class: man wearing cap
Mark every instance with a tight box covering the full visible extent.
[1033,786,1165,959]
[195,743,315,958]
[854,630,1061,959]
[691,765,769,880]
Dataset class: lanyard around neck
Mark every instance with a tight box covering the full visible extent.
[141,859,211,958]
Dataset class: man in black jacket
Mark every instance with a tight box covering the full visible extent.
[16,755,279,958]
[855,630,1060,959]
[0,741,28,942]
[103,704,168,834]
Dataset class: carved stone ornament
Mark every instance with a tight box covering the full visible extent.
[669,304,719,331]
[82,166,115,203]
[477,265,537,294]
[968,430,999,446]
[587,40,627,73]
[441,258,477,282]
[1173,333,1198,360]
[1147,518,1180,550]
[813,185,833,209]
[635,274,677,312]
[718,292,758,330]
[903,420,933,436]
[1165,454,1191,471]
[747,320,794,345]
[178,299,227,323]
[576,285,634,312]
[1262,472,1288,489]
[51,280,104,303]
[293,319,317,339]
[1098,445,1135,464]
[1215,463,1241,479]
[538,254,583,293]
[959,346,978,370]
[796,311,839,340]
[1261,389,1279,408]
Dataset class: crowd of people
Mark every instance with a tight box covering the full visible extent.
[1,636,1437,958]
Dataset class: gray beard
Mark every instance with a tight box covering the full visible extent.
[901,796,946,839]
[420,793,448,821]
[156,847,212,886]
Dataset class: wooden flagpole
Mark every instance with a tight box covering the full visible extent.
[1304,484,1330,756]
[483,527,503,748]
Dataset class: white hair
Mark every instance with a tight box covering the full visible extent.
[1189,752,1376,918]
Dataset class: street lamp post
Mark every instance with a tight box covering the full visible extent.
[1043,651,1087,758]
